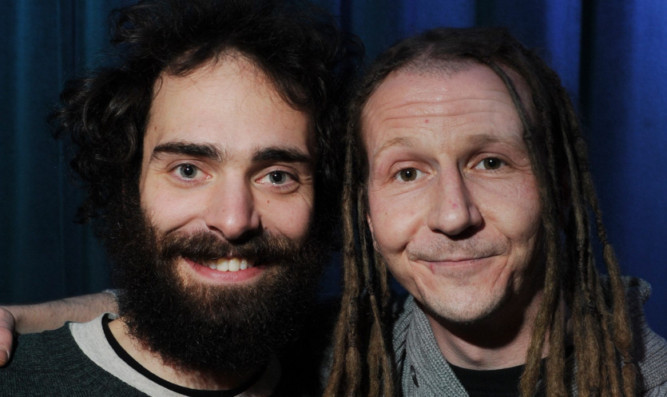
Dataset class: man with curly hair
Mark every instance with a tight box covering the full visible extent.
[0,0,358,395]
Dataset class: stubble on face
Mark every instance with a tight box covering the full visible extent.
[363,65,544,329]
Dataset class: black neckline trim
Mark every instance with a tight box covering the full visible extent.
[101,315,262,396]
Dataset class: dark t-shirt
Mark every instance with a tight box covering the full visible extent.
[0,301,338,397]
[450,357,552,397]
[450,363,524,397]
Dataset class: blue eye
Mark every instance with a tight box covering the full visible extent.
[256,169,299,193]
[268,171,291,185]
[178,164,198,179]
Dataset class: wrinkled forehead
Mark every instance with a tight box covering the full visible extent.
[407,58,532,108]
[363,59,535,129]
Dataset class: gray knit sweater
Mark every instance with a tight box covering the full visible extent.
[392,278,667,396]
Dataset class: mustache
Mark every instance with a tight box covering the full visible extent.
[158,231,301,265]
[406,239,501,262]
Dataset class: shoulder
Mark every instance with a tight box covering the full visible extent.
[615,277,667,394]
[6,325,77,370]
[635,325,667,395]
[631,302,667,392]
[0,322,146,396]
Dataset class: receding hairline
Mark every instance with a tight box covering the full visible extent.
[399,55,478,78]
[378,55,535,123]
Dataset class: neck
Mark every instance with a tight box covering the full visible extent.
[109,318,262,391]
[424,287,549,370]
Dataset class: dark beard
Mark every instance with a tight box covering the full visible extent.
[105,198,325,375]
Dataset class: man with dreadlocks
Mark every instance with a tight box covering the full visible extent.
[326,27,667,396]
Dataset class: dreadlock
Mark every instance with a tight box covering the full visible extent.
[325,27,636,397]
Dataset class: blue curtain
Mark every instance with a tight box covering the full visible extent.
[1,0,665,338]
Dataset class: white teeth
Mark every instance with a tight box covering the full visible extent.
[206,258,251,272]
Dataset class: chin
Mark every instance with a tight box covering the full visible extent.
[420,289,507,327]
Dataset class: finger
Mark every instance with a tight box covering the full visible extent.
[0,309,16,366]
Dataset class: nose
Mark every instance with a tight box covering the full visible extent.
[204,177,261,242]
[427,168,482,237]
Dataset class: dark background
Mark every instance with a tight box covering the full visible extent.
[1,0,665,338]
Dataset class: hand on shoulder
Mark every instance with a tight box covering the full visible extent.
[0,306,16,366]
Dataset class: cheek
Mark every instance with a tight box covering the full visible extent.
[140,180,202,230]
[259,191,313,241]
[511,181,541,238]
[484,179,541,245]
[367,189,420,256]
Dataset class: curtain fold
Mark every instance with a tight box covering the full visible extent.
[1,0,664,337]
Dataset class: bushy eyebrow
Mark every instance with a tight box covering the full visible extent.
[151,142,312,165]
[252,147,312,164]
[152,142,221,161]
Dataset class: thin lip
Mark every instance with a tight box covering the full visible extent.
[408,253,498,263]
[411,254,496,264]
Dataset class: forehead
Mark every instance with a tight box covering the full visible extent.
[360,63,532,158]
[144,55,311,155]
[363,63,529,126]
[361,63,528,145]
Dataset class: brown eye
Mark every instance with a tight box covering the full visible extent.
[397,168,419,181]
[479,157,504,170]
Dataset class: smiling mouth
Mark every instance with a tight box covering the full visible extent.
[200,257,254,272]
[435,257,488,263]
[410,253,495,263]
[413,255,501,271]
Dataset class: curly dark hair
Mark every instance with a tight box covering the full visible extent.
[326,27,636,397]
[54,0,362,245]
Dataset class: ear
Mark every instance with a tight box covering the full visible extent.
[366,213,379,252]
